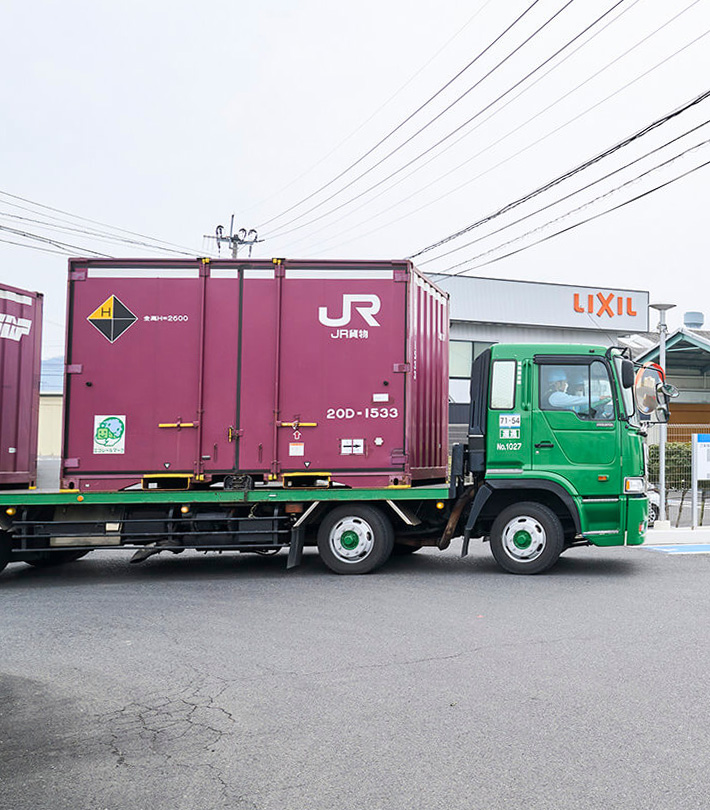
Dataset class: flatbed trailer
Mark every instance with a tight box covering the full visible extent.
[0,484,459,575]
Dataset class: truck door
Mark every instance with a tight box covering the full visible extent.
[532,358,622,530]
[484,352,533,474]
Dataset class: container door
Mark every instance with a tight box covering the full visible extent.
[275,268,408,480]
[65,265,205,478]
[532,359,622,530]
[235,270,279,475]
[199,267,242,476]
[0,287,41,485]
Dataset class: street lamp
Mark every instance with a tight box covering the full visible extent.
[650,303,676,522]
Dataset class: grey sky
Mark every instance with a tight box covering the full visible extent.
[2,0,709,357]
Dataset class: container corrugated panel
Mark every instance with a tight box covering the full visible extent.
[0,283,42,488]
[62,259,448,491]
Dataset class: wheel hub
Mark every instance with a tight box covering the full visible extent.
[501,516,546,562]
[340,530,360,550]
[330,517,374,562]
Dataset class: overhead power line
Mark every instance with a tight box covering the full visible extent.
[418,118,710,267]
[0,236,67,256]
[234,0,496,219]
[290,0,690,256]
[0,189,205,257]
[408,85,710,259]
[0,210,199,257]
[0,224,110,257]
[437,153,710,276]
[264,0,637,241]
[258,0,550,231]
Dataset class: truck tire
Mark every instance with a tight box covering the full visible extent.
[25,550,90,567]
[317,505,394,574]
[0,531,11,575]
[489,502,564,575]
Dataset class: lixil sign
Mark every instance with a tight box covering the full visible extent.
[429,275,649,332]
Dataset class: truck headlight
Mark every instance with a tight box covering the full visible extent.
[624,477,646,494]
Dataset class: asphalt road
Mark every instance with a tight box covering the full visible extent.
[2,541,710,810]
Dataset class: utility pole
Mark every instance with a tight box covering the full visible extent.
[650,302,675,523]
[204,215,262,258]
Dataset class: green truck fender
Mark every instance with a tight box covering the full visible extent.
[462,479,582,556]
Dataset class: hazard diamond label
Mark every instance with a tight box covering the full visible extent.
[87,296,137,342]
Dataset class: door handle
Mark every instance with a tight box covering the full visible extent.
[535,441,554,449]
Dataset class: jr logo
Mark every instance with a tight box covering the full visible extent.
[0,314,32,342]
[318,294,381,327]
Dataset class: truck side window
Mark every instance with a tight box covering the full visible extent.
[490,360,516,409]
[540,362,614,419]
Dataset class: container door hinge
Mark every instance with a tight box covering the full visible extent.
[393,363,410,373]
[66,364,83,374]
[390,450,408,465]
[228,427,244,442]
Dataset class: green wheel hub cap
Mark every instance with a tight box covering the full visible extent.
[512,530,533,550]
[340,529,360,550]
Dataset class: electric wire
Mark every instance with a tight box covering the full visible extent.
[233,0,496,218]
[259,0,564,232]
[435,134,710,274]
[281,0,651,254]
[0,224,111,257]
[0,209,199,257]
[0,236,67,256]
[290,0,693,255]
[258,0,543,229]
[0,189,207,256]
[417,117,710,266]
[436,154,710,276]
[264,0,643,240]
[408,82,710,259]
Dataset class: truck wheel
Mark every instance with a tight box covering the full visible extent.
[25,550,90,567]
[317,505,394,574]
[489,502,564,574]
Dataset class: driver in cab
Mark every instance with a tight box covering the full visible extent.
[544,369,612,418]
[545,370,589,411]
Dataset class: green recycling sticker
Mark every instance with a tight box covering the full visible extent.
[93,415,126,454]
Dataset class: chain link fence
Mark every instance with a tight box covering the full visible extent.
[646,423,710,527]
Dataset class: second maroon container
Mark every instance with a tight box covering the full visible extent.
[0,282,42,488]
[62,258,448,491]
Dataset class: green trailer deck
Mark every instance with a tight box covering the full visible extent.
[0,485,451,507]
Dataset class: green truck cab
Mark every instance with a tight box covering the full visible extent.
[457,343,669,574]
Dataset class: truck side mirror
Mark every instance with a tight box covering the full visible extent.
[621,359,635,389]
[658,382,679,399]
[655,404,670,423]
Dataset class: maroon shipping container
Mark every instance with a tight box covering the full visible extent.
[62,259,448,491]
[0,283,42,488]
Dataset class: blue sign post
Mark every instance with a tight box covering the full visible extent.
[691,434,710,529]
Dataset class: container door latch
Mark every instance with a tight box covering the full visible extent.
[228,426,244,442]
